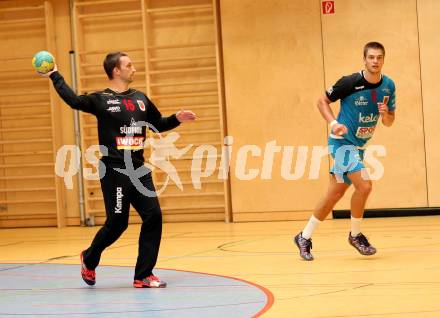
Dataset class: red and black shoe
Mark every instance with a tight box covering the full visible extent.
[80,251,96,286]
[133,275,167,288]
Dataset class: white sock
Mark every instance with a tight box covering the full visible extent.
[350,217,362,236]
[302,215,322,239]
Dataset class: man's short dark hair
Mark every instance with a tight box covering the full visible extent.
[363,42,385,58]
[103,51,127,79]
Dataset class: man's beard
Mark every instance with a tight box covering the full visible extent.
[124,75,134,84]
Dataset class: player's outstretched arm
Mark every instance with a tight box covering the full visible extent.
[176,110,196,123]
[37,64,96,115]
[146,97,196,132]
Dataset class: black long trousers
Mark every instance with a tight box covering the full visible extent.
[82,165,162,280]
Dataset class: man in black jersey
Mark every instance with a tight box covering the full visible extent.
[41,52,196,288]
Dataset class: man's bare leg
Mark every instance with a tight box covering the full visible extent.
[294,174,350,261]
[347,170,376,255]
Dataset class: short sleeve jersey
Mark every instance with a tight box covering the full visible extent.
[326,71,396,147]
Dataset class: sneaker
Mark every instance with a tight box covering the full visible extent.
[294,232,314,261]
[80,251,96,286]
[133,275,167,288]
[348,232,377,256]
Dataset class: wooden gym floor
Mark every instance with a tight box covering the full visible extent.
[1,215,440,317]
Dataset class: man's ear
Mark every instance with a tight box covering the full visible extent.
[113,67,120,77]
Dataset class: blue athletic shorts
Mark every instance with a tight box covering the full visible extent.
[328,137,365,185]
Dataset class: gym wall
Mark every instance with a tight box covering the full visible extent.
[0,0,438,227]
[220,0,439,218]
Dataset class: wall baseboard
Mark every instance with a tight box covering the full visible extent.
[332,207,440,219]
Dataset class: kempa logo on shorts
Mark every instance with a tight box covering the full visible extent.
[359,113,379,123]
[115,187,123,213]
[107,99,120,105]
[354,96,369,106]
[107,106,121,113]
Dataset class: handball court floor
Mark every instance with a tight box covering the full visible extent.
[1,216,440,318]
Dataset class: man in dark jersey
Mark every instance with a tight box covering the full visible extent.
[42,52,196,287]
[294,42,396,261]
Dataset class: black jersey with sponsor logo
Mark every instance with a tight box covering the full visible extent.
[50,71,180,166]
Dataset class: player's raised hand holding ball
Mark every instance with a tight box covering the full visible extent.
[32,51,57,76]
